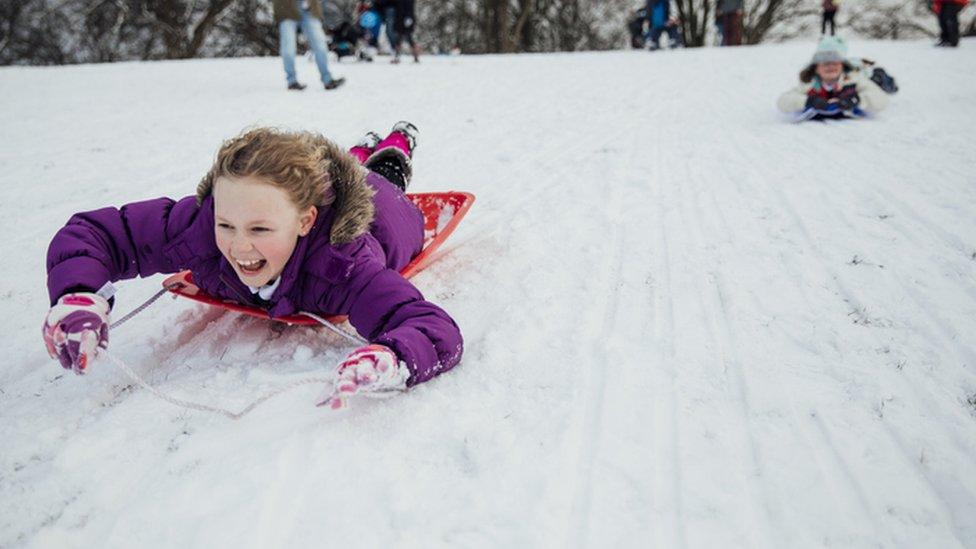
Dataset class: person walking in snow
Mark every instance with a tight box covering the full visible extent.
[42,122,462,410]
[822,0,840,36]
[716,0,744,46]
[374,0,399,54]
[391,0,420,63]
[933,0,969,47]
[645,0,683,49]
[777,36,888,119]
[273,0,345,91]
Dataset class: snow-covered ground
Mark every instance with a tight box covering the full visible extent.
[1,39,975,548]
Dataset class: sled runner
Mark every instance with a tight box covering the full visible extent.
[162,191,475,326]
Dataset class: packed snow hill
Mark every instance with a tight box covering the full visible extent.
[1,38,975,548]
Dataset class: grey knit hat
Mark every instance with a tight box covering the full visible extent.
[810,36,848,64]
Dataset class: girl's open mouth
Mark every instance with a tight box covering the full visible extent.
[236,259,267,274]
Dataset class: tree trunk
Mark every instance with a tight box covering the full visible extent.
[675,0,709,47]
[186,0,234,58]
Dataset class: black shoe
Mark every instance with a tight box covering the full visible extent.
[287,82,307,91]
[324,77,346,90]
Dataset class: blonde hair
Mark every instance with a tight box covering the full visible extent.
[197,127,363,210]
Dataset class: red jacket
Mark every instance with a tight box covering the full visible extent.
[933,0,969,12]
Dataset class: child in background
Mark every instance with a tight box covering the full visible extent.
[822,0,840,36]
[777,37,888,119]
[42,123,463,409]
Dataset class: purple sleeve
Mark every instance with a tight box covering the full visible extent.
[46,196,199,305]
[318,250,463,386]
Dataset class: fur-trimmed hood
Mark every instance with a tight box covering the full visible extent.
[324,158,375,245]
[195,132,377,246]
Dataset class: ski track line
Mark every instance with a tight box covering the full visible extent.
[810,178,976,377]
[760,169,973,546]
[567,200,622,549]
[248,435,307,549]
[785,136,976,379]
[470,55,695,237]
[875,417,971,549]
[459,95,646,243]
[721,126,897,537]
[676,155,777,548]
[869,183,974,262]
[565,109,650,548]
[747,133,976,445]
[615,69,709,547]
[563,91,671,545]
[792,172,976,455]
[805,406,889,542]
[698,137,893,544]
[714,191,891,541]
[846,187,976,305]
[648,125,688,549]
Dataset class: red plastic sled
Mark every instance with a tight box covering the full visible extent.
[162,191,475,326]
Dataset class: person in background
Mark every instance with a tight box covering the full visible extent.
[822,0,840,36]
[374,0,399,54]
[777,37,888,119]
[273,0,345,91]
[645,0,682,50]
[391,0,420,63]
[716,0,743,46]
[628,6,649,49]
[933,0,969,47]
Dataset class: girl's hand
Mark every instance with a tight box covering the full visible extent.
[316,344,409,409]
[42,293,110,374]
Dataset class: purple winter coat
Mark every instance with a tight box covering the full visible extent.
[46,171,463,386]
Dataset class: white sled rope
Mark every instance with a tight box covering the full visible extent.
[103,288,364,419]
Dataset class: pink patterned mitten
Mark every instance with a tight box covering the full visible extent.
[316,344,409,409]
[42,293,111,374]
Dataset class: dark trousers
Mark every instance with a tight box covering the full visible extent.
[394,30,416,53]
[719,12,742,45]
[383,7,398,50]
[822,10,836,35]
[938,3,962,46]
[369,155,410,191]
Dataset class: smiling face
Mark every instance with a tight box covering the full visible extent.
[213,175,317,287]
[815,61,844,83]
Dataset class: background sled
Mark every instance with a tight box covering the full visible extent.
[162,191,475,326]
[793,106,867,123]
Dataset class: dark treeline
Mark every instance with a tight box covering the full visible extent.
[1,0,971,65]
